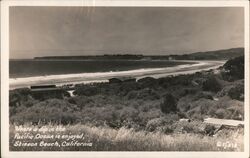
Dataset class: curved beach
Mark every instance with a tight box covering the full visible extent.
[9,60,225,90]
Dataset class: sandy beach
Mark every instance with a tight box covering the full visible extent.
[9,60,225,90]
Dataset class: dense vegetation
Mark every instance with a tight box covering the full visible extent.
[221,56,244,81]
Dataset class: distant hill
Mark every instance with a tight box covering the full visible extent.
[167,48,244,60]
[34,47,244,60]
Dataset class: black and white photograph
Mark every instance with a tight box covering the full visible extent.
[1,0,249,157]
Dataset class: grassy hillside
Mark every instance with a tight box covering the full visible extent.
[10,124,243,151]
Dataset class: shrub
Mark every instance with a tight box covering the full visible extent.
[67,96,94,109]
[204,124,216,136]
[137,77,158,88]
[31,89,69,100]
[193,92,213,101]
[222,56,244,81]
[22,98,38,107]
[118,82,140,96]
[182,123,195,133]
[155,126,174,134]
[192,113,204,121]
[145,117,175,132]
[118,107,139,121]
[74,86,99,96]
[183,88,199,96]
[10,99,81,125]
[227,104,244,120]
[160,93,178,114]
[9,88,31,107]
[127,88,160,100]
[126,91,138,100]
[215,108,227,119]
[67,97,77,104]
[228,84,244,101]
[202,76,222,92]
[9,92,22,107]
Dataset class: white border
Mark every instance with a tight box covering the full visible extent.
[1,1,249,158]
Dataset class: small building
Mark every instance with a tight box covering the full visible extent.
[30,85,56,89]
[30,85,70,100]
[30,85,60,93]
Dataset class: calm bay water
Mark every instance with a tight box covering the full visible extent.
[9,60,192,78]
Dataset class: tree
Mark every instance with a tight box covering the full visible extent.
[160,93,178,114]
[222,56,244,81]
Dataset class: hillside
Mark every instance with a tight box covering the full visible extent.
[34,47,244,60]
[172,48,244,60]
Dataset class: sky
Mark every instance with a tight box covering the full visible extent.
[10,7,244,59]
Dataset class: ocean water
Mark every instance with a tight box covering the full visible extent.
[9,60,193,78]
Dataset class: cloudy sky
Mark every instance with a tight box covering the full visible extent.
[10,7,244,59]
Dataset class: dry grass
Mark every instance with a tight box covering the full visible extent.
[9,124,243,151]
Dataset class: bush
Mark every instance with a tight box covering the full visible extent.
[118,82,140,96]
[118,107,139,121]
[146,117,175,132]
[31,89,69,100]
[204,124,216,136]
[67,96,94,109]
[127,88,160,100]
[74,86,99,96]
[160,93,178,114]
[10,99,81,125]
[202,76,222,92]
[215,108,227,119]
[137,77,158,88]
[222,56,244,81]
[182,123,195,133]
[9,88,31,107]
[228,84,244,101]
[145,118,163,132]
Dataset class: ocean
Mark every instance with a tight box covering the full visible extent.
[9,59,192,78]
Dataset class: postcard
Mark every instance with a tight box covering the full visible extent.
[1,0,249,158]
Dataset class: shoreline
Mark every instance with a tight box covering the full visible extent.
[9,60,225,90]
